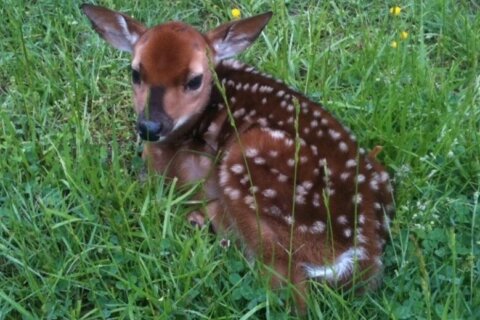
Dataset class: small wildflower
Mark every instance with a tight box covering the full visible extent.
[389,6,402,16]
[220,238,231,249]
[400,31,409,40]
[390,40,398,48]
[231,8,241,19]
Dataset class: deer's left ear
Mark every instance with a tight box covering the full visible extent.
[206,12,273,62]
[82,4,146,53]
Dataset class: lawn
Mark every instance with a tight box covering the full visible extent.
[1,0,479,319]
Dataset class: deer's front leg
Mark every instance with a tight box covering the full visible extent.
[143,142,226,230]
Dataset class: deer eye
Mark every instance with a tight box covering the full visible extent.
[185,74,203,91]
[132,69,141,84]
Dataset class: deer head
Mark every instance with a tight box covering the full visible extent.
[82,4,272,143]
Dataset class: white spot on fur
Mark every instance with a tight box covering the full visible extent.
[380,171,390,183]
[219,168,230,186]
[356,174,366,184]
[282,139,292,147]
[337,215,348,225]
[224,187,240,200]
[262,189,277,198]
[277,173,288,182]
[233,108,245,118]
[346,159,357,168]
[295,194,306,204]
[244,195,254,206]
[340,172,350,181]
[339,141,348,152]
[329,129,341,140]
[298,225,308,233]
[257,118,268,126]
[268,150,278,158]
[276,90,285,97]
[259,85,273,93]
[352,193,363,204]
[262,97,267,104]
[310,221,325,234]
[359,214,366,225]
[269,150,279,157]
[370,179,379,191]
[319,158,327,167]
[343,228,352,238]
[265,129,285,140]
[302,181,313,190]
[284,215,294,225]
[356,231,368,244]
[254,157,266,165]
[269,206,282,217]
[240,175,249,185]
[230,164,244,175]
[313,192,320,207]
[245,148,259,158]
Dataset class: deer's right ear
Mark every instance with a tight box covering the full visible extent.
[206,12,272,62]
[81,4,146,53]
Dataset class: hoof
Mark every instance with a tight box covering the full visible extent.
[187,211,205,228]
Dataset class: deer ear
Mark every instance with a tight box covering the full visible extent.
[81,4,146,53]
[206,12,272,62]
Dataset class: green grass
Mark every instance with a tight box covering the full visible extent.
[1,0,479,318]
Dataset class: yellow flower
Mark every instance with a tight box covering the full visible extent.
[231,8,241,19]
[390,41,398,48]
[400,31,409,40]
[389,6,402,16]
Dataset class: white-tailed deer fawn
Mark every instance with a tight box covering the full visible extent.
[82,4,394,307]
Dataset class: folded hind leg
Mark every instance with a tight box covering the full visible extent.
[219,127,313,309]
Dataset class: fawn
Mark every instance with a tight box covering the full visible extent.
[82,4,394,306]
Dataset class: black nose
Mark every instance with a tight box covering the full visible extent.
[137,120,162,141]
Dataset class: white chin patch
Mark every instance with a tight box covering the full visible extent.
[172,115,193,131]
[153,115,194,143]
